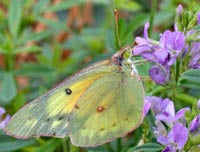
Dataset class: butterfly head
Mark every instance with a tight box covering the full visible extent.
[111,46,132,66]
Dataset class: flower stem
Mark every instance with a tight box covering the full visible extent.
[117,138,122,152]
[62,138,68,152]
[175,58,180,84]
[149,0,158,37]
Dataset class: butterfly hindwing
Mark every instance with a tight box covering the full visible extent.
[68,63,144,147]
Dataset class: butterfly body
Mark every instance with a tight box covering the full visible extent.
[5,52,144,147]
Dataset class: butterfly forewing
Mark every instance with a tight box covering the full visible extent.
[5,60,113,138]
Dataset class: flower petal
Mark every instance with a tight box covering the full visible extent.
[173,107,190,121]
[177,4,183,16]
[145,96,162,114]
[149,65,170,85]
[197,12,200,25]
[163,98,175,117]
[190,114,200,132]
[144,22,150,39]
[167,123,189,150]
[0,115,10,129]
[143,99,151,117]
[0,107,5,116]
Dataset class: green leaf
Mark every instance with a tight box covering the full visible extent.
[178,69,200,89]
[8,0,22,37]
[128,143,163,152]
[46,0,109,12]
[25,30,52,42]
[189,146,200,152]
[193,24,200,31]
[0,46,7,54]
[14,63,55,77]
[0,139,36,152]
[14,45,41,54]
[126,13,149,34]
[175,93,197,106]
[46,0,85,12]
[33,0,51,15]
[114,0,141,11]
[0,73,17,105]
[181,69,200,76]
[36,17,68,32]
[34,138,61,152]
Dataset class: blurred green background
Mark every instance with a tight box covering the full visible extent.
[0,0,199,152]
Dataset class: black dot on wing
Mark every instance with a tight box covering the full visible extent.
[46,118,50,122]
[65,88,72,95]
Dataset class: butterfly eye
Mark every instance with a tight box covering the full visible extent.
[111,54,123,66]
[65,88,72,95]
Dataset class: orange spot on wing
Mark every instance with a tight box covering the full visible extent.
[96,106,105,112]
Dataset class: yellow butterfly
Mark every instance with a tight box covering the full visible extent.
[4,48,144,147]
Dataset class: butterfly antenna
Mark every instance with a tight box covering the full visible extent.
[114,9,122,48]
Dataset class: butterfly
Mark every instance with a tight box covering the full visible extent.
[4,47,144,147]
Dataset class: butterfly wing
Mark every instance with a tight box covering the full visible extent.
[5,59,144,147]
[68,62,144,147]
[5,60,114,139]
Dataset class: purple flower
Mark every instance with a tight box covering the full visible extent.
[133,22,154,56]
[190,114,200,133]
[0,107,10,129]
[145,96,173,115]
[156,107,190,126]
[177,4,183,16]
[153,120,167,139]
[188,42,200,69]
[197,12,200,25]
[132,22,185,85]
[159,30,185,66]
[133,25,185,66]
[156,122,189,152]
[149,65,170,85]
[143,98,151,117]
[146,96,190,126]
[133,22,161,59]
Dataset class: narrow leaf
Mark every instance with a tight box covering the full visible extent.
[0,73,17,105]
[178,69,200,89]
[14,45,41,54]
[128,143,163,152]
[14,63,55,77]
[0,139,36,152]
[8,0,22,37]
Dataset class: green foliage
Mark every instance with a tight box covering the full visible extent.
[0,140,35,152]
[8,0,22,38]
[178,69,200,89]
[128,143,163,152]
[0,72,17,105]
